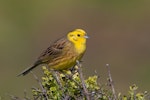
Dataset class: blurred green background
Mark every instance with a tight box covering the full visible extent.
[0,0,150,99]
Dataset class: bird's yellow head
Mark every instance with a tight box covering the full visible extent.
[67,29,88,54]
[67,29,88,45]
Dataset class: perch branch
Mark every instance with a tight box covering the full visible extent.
[76,60,90,100]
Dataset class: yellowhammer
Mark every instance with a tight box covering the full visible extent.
[18,29,88,76]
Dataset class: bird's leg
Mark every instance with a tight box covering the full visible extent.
[70,60,83,73]
[70,65,76,73]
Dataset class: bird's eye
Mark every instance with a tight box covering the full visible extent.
[77,34,80,37]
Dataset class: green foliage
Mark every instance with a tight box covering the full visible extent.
[31,66,149,100]
[12,66,149,100]
[32,66,101,99]
[117,84,149,100]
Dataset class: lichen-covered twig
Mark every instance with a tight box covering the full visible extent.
[106,64,117,100]
[51,70,63,88]
[76,60,90,100]
[30,71,49,100]
[51,70,68,100]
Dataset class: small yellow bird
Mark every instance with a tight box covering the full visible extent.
[18,29,88,76]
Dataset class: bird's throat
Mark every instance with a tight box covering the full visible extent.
[74,43,86,54]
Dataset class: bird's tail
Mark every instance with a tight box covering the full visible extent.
[17,64,38,76]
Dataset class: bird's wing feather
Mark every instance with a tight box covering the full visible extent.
[17,38,68,76]
[35,38,68,64]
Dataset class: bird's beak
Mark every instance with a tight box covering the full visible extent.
[84,35,89,39]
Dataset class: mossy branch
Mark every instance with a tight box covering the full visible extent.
[11,63,149,100]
